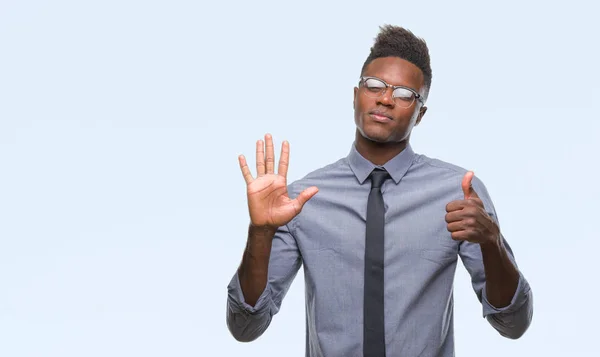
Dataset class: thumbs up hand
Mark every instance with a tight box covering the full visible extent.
[445,171,499,245]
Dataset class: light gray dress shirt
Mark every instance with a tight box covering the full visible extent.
[226,143,533,357]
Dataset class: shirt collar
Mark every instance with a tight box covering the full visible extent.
[347,142,416,185]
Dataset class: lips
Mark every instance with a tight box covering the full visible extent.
[369,110,393,122]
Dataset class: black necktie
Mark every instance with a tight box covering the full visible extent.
[364,168,390,357]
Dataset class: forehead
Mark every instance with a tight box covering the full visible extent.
[363,56,424,89]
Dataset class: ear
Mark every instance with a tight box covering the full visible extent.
[415,105,427,126]
[353,87,358,109]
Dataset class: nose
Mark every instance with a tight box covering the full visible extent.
[377,87,395,108]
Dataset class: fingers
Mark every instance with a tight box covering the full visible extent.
[250,134,290,178]
[446,218,476,232]
[444,210,463,223]
[238,155,254,184]
[278,140,290,178]
[450,231,470,241]
[446,196,484,213]
[265,134,275,174]
[293,186,319,212]
[449,227,488,242]
[446,221,462,232]
[256,139,265,176]
[445,200,465,213]
[446,206,495,243]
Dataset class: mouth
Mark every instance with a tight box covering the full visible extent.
[369,110,393,122]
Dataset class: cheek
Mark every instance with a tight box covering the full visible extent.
[354,97,369,121]
[355,94,374,112]
[395,107,419,124]
[354,99,363,114]
[387,108,419,137]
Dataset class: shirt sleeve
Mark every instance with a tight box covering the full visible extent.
[458,175,534,339]
[226,221,302,342]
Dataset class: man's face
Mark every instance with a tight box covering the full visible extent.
[353,56,427,144]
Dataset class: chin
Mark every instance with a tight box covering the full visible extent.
[357,125,396,144]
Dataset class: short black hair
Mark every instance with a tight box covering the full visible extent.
[361,25,432,100]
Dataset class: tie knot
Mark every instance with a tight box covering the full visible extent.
[369,168,389,189]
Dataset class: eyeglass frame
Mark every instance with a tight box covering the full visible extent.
[358,76,425,106]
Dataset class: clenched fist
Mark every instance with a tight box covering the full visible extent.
[445,171,499,245]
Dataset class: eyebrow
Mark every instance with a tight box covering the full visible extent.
[363,76,418,91]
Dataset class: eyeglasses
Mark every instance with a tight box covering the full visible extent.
[358,76,424,108]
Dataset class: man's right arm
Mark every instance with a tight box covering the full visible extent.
[226,222,302,342]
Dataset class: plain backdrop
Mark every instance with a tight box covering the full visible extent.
[1,0,599,356]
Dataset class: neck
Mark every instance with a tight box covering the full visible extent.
[354,130,408,166]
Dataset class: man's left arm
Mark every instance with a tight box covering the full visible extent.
[446,171,533,339]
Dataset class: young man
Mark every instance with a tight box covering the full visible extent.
[226,25,533,357]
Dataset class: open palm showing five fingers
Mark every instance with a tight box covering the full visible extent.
[238,134,319,229]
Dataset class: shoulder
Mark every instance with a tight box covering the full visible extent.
[411,152,496,209]
[286,157,350,198]
[413,153,486,183]
[413,153,468,176]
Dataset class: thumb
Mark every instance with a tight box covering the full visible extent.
[294,186,319,210]
[461,171,479,199]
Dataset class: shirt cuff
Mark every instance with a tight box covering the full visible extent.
[227,271,272,315]
[481,271,531,317]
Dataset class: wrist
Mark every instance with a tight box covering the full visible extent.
[249,223,278,238]
[480,233,501,251]
[246,223,277,257]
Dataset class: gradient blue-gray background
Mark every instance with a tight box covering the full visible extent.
[1,1,598,356]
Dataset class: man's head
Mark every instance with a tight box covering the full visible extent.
[353,25,432,144]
